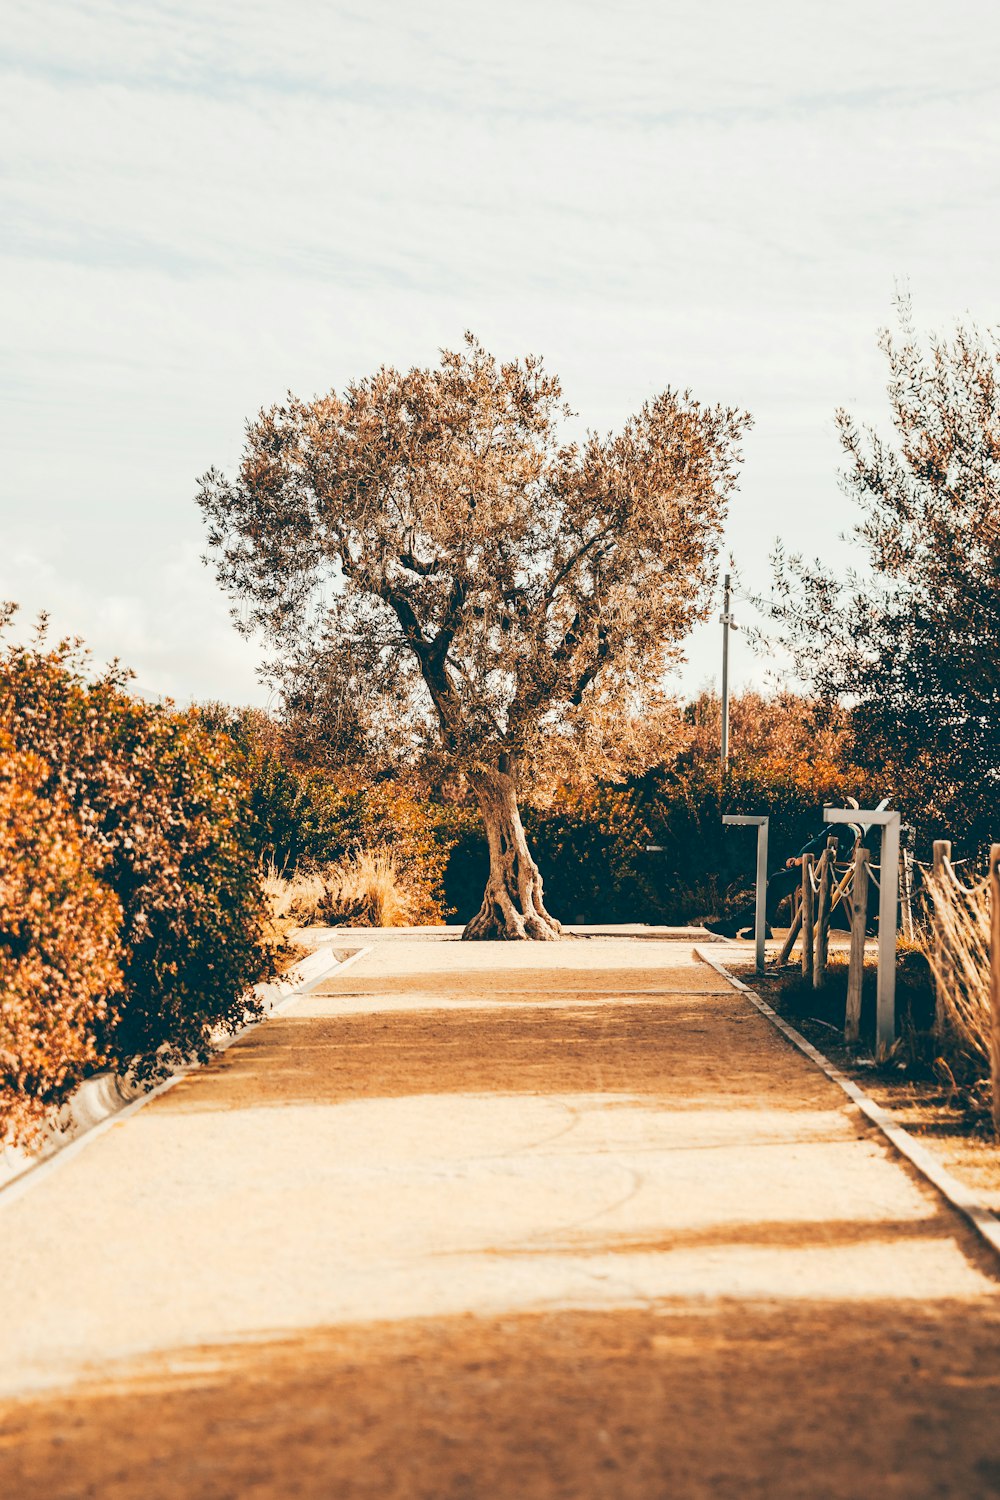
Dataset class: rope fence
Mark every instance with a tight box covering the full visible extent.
[772,827,1000,1137]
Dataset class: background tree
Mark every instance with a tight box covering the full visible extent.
[198,337,749,938]
[760,297,1000,851]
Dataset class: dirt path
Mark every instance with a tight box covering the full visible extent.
[2,933,1000,1498]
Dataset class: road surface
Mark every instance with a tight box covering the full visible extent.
[2,932,999,1497]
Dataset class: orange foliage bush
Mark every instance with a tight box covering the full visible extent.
[0,738,122,1147]
[0,614,277,1097]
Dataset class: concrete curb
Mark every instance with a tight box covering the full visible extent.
[694,943,1000,1263]
[0,943,371,1209]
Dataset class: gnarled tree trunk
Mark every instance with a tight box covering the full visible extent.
[463,768,562,940]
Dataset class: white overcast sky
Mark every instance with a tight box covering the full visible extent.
[3,0,999,707]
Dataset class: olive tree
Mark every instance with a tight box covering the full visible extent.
[197,337,749,939]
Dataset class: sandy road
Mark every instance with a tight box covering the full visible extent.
[2,931,1000,1498]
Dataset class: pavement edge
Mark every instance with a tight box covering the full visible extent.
[694,942,1000,1263]
[0,944,372,1209]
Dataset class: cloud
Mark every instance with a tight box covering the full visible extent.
[0,541,268,705]
[2,0,1000,702]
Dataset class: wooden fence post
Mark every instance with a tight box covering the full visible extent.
[776,892,803,966]
[990,845,1000,1140]
[899,840,914,942]
[813,837,836,989]
[845,846,869,1044]
[801,854,815,984]
[932,839,952,1036]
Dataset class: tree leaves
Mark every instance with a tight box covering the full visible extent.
[761,298,1000,850]
[197,337,751,780]
[0,617,277,1101]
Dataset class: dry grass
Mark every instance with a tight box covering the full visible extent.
[256,864,316,972]
[262,865,326,928]
[920,868,992,1079]
[263,848,443,931]
[323,847,421,927]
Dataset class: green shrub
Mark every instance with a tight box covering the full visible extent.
[200,705,457,923]
[0,620,277,1084]
[197,705,363,870]
[0,735,123,1146]
[505,755,867,927]
[622,755,865,924]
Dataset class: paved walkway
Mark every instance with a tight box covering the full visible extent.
[2,933,1000,1498]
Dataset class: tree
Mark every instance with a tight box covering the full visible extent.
[761,298,1000,850]
[197,337,749,938]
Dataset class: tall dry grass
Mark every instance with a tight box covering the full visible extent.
[263,846,444,930]
[261,863,327,928]
[323,847,421,927]
[920,866,992,1085]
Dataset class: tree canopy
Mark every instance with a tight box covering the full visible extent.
[762,298,1000,848]
[198,336,749,936]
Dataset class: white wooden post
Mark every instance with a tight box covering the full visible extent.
[801,855,815,983]
[813,838,835,989]
[722,814,769,973]
[990,845,1000,1140]
[845,846,869,1044]
[825,807,900,1050]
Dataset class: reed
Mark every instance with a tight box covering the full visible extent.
[263,848,440,930]
[920,867,991,1076]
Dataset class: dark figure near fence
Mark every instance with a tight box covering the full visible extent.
[704,799,868,939]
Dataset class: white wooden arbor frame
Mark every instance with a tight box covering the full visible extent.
[722,806,901,1047]
[825,806,901,1049]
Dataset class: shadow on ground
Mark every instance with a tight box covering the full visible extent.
[314,963,731,997]
[4,1298,1000,1499]
[483,1211,964,1256]
[155,1002,838,1114]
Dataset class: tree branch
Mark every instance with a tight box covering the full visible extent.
[569,629,612,705]
[427,577,468,666]
[542,526,616,612]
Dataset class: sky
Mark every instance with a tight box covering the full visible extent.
[3,0,1000,709]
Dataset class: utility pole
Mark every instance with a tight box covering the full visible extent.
[720,572,738,772]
